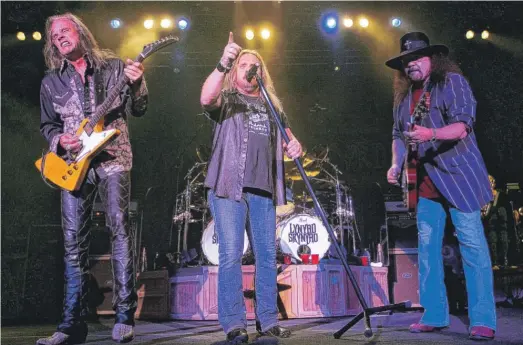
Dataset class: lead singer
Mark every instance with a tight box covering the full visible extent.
[200,32,302,344]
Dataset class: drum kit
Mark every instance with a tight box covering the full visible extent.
[171,145,360,267]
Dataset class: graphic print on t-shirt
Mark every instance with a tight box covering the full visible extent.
[247,103,270,136]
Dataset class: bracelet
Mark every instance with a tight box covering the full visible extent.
[430,128,437,142]
[216,61,230,73]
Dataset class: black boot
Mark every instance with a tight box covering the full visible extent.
[256,324,291,338]
[226,328,248,344]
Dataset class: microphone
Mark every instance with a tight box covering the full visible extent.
[246,63,260,82]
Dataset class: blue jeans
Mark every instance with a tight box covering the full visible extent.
[417,197,496,331]
[207,189,279,334]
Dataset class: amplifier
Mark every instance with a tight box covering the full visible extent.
[385,200,408,213]
[388,247,420,307]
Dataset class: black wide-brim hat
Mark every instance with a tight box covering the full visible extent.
[385,31,449,70]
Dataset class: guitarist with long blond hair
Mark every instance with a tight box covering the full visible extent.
[37,13,147,345]
[385,32,495,341]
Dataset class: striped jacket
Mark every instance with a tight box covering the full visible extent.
[392,73,493,212]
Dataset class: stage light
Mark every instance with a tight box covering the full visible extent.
[245,29,254,40]
[334,65,340,71]
[326,17,337,29]
[32,31,42,40]
[481,30,489,39]
[359,18,369,28]
[343,18,353,28]
[178,18,189,30]
[320,12,339,34]
[16,32,26,41]
[260,29,270,40]
[144,19,154,29]
[391,18,401,27]
[110,18,122,29]
[160,19,172,29]
[466,30,474,39]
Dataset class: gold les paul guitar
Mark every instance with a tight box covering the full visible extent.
[35,35,178,191]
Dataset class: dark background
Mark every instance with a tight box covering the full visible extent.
[2,1,522,323]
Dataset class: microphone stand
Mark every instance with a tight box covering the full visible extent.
[253,70,413,338]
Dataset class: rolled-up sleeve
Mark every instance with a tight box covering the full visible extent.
[39,79,64,153]
[445,73,476,129]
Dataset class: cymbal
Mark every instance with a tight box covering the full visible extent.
[287,170,321,180]
[294,195,313,203]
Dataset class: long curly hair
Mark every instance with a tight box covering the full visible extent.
[393,53,463,106]
[43,13,117,70]
[222,49,283,113]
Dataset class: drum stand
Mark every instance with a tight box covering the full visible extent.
[172,162,207,267]
[254,70,413,339]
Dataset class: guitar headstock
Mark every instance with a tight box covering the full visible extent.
[138,35,180,61]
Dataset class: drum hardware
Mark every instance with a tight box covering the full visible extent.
[171,160,208,267]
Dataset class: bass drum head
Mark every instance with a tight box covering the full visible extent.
[201,219,249,266]
[277,213,332,261]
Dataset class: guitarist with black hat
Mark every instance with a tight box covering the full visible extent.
[386,32,496,340]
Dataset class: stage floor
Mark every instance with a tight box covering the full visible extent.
[3,307,522,345]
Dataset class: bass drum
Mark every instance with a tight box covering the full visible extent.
[201,219,249,266]
[277,213,333,261]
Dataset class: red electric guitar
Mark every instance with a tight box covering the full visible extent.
[402,119,420,213]
[402,88,432,213]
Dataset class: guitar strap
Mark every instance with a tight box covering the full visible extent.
[94,65,106,108]
[410,82,434,125]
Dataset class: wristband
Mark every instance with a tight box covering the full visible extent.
[216,61,229,73]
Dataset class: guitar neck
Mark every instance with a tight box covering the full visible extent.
[87,54,145,128]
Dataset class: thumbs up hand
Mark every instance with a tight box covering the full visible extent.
[220,32,242,68]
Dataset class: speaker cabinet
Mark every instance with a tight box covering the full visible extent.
[389,247,420,307]
[88,255,114,315]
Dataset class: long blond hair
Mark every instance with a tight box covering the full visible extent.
[43,13,117,70]
[222,49,283,113]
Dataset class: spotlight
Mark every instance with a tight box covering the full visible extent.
[391,18,401,27]
[334,65,340,71]
[32,31,42,41]
[326,17,337,29]
[144,19,154,29]
[110,18,122,29]
[260,29,271,40]
[359,18,369,28]
[465,30,474,39]
[321,13,339,34]
[245,29,254,40]
[343,18,353,28]
[481,30,489,40]
[160,18,172,29]
[178,18,189,30]
[16,32,26,41]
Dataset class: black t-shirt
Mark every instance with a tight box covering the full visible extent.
[241,94,273,193]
